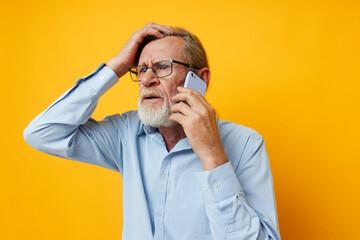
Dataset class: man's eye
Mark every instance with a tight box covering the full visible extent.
[138,67,147,73]
[156,64,170,71]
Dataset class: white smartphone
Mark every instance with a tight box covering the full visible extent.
[184,71,207,96]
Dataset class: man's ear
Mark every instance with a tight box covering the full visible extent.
[196,67,210,86]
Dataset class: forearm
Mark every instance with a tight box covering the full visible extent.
[24,63,118,154]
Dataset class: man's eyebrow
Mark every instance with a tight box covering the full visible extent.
[139,59,165,66]
[138,61,150,66]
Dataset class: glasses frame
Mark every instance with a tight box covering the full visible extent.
[129,60,199,82]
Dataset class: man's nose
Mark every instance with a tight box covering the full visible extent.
[140,69,160,87]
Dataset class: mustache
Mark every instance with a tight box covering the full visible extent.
[139,88,166,100]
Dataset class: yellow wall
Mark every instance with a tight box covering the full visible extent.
[1,0,359,239]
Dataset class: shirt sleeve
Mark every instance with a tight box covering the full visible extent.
[194,136,281,240]
[23,63,123,172]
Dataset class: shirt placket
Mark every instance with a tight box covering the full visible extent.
[153,153,172,240]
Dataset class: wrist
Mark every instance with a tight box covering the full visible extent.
[105,58,129,78]
[200,148,229,171]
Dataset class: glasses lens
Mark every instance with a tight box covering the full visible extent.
[137,66,147,78]
[129,67,139,81]
[130,66,148,81]
[153,61,172,78]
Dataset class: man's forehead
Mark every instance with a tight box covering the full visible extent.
[139,36,184,65]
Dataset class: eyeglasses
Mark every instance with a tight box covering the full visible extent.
[129,60,198,82]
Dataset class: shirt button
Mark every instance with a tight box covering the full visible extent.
[227,226,233,233]
[156,211,163,217]
[99,75,105,80]
[161,173,166,179]
[204,184,209,191]
[213,182,221,189]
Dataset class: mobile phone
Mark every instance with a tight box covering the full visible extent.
[184,71,207,96]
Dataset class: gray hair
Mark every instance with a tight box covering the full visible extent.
[135,27,209,71]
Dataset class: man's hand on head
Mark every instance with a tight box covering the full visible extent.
[169,86,229,171]
[106,22,173,78]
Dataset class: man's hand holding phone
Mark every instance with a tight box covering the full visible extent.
[170,74,228,171]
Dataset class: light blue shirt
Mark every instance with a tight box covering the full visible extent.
[24,63,280,240]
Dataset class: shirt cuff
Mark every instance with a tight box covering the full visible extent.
[194,162,243,204]
[76,63,119,97]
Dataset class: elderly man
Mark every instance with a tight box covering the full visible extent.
[24,23,281,239]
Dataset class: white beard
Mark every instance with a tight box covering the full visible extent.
[137,89,177,128]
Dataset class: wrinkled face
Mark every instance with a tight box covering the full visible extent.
[137,36,188,127]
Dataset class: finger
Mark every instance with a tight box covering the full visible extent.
[153,25,173,35]
[177,86,209,105]
[171,102,194,116]
[177,86,204,97]
[143,23,173,37]
[145,22,173,35]
[177,86,193,93]
[172,92,198,107]
[172,91,204,108]
[177,86,204,100]
[169,111,186,125]
[172,91,214,121]
[138,27,165,39]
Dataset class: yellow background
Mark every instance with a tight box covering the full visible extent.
[1,0,359,239]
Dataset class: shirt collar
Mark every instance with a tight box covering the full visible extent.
[137,121,158,135]
[137,120,194,152]
[138,117,221,136]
